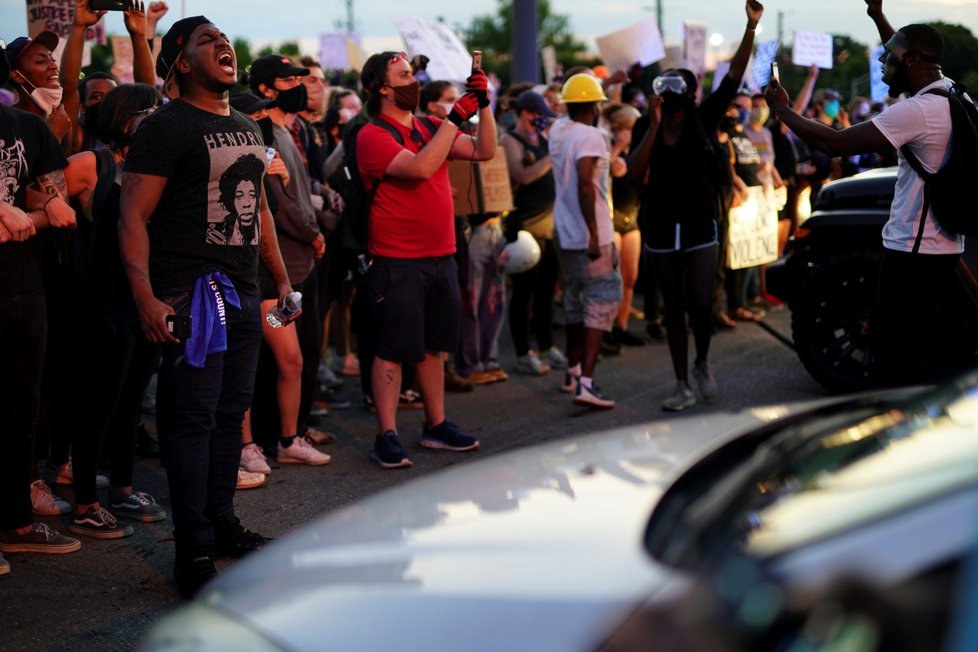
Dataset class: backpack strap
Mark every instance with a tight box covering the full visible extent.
[901,87,951,253]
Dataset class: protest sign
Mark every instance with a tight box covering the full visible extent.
[394,16,470,83]
[683,22,707,78]
[320,33,361,71]
[792,30,833,69]
[25,1,105,65]
[727,187,779,269]
[750,38,779,91]
[541,45,557,84]
[110,35,134,83]
[595,17,665,72]
[345,38,370,72]
[869,44,888,102]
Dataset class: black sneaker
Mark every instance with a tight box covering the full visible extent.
[69,506,134,539]
[372,430,412,469]
[174,551,217,599]
[613,326,645,347]
[420,420,479,452]
[214,515,272,558]
[600,332,623,356]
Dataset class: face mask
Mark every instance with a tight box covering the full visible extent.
[18,76,62,116]
[435,101,454,117]
[387,80,421,112]
[749,107,770,125]
[737,107,750,124]
[81,102,101,134]
[275,84,307,114]
[661,93,686,114]
[532,116,551,134]
[823,99,841,120]
[257,116,275,147]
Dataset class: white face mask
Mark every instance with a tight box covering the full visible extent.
[435,101,455,117]
[18,77,63,116]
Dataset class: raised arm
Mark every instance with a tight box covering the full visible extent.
[451,71,498,162]
[627,94,662,183]
[61,0,107,152]
[729,1,765,82]
[864,0,895,44]
[500,132,552,187]
[123,0,156,85]
[385,94,480,179]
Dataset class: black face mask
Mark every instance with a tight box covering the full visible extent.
[388,81,421,112]
[257,116,274,147]
[661,93,687,114]
[276,84,307,114]
[720,115,740,132]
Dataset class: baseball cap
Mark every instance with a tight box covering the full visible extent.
[156,15,213,99]
[229,92,277,115]
[0,42,9,85]
[814,88,843,103]
[247,55,310,89]
[514,89,557,117]
[4,31,60,70]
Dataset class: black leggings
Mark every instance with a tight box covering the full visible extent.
[652,245,717,382]
[508,238,560,357]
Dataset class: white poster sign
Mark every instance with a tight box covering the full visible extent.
[320,33,361,71]
[25,0,103,63]
[750,38,779,91]
[870,44,888,102]
[792,30,833,69]
[110,35,134,83]
[727,187,779,269]
[394,15,471,83]
[683,22,708,78]
[595,17,665,72]
[541,45,557,84]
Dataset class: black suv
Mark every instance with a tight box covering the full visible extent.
[766,168,978,392]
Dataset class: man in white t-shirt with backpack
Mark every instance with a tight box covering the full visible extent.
[765,13,967,385]
[549,73,623,408]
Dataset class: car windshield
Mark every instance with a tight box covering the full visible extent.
[646,374,978,569]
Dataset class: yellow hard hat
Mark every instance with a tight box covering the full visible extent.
[559,73,607,103]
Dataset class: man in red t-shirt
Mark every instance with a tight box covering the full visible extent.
[356,51,497,468]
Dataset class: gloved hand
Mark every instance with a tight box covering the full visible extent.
[448,93,480,126]
[466,68,490,108]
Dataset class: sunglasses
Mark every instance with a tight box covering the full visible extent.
[389,51,409,65]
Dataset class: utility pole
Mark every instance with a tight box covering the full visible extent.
[345,0,354,33]
[657,0,663,37]
[512,0,539,84]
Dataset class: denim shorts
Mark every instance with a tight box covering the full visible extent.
[361,255,461,363]
[557,245,623,331]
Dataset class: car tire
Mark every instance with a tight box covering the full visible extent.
[791,251,881,393]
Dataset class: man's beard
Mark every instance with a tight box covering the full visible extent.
[886,66,909,98]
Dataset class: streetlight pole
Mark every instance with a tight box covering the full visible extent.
[512,0,539,84]
[345,0,354,33]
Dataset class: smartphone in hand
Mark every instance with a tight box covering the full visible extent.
[771,61,780,82]
[472,50,482,71]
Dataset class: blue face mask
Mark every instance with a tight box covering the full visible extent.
[737,107,750,124]
[532,116,552,133]
[823,99,841,120]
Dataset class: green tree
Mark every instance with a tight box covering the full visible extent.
[257,41,301,58]
[928,21,978,92]
[234,37,254,75]
[462,0,590,86]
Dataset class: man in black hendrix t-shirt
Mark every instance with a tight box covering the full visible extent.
[0,45,85,565]
[120,16,292,599]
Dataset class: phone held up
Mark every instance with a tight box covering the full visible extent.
[90,0,129,10]
[771,61,780,83]
[471,50,482,71]
[166,314,192,340]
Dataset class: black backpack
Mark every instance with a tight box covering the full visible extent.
[901,83,978,251]
[334,115,436,253]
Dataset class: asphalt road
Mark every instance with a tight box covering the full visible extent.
[2,309,829,651]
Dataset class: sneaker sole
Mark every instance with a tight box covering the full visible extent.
[572,396,616,409]
[371,452,413,469]
[32,507,70,517]
[111,509,168,523]
[662,401,696,412]
[69,523,134,539]
[236,478,267,490]
[278,456,331,466]
[419,438,480,452]
[0,540,81,554]
[240,465,273,475]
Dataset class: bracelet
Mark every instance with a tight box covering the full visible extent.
[42,196,57,213]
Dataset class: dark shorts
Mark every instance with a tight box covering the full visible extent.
[613,209,640,235]
[361,255,460,363]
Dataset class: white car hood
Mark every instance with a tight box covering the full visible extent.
[194,407,801,651]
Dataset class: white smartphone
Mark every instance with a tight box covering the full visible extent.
[771,61,780,82]
[472,50,482,71]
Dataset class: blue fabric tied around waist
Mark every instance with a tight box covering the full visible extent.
[184,271,241,368]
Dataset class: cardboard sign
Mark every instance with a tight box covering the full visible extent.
[595,17,665,72]
[394,15,471,83]
[449,146,513,216]
[683,22,708,78]
[870,44,888,102]
[792,30,833,69]
[750,38,780,92]
[25,0,103,63]
[320,32,361,71]
[727,186,779,269]
[541,45,557,84]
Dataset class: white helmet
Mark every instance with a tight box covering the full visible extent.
[499,230,542,275]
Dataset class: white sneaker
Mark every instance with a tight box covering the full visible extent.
[692,361,718,401]
[542,346,568,370]
[514,351,551,375]
[573,381,615,409]
[31,480,71,516]
[236,467,267,490]
[240,444,272,475]
[662,383,696,412]
[55,460,109,489]
[277,436,332,466]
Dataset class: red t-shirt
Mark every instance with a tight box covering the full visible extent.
[356,114,455,258]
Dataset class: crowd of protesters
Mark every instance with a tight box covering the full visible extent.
[0,0,943,597]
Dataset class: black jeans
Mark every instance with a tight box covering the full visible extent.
[508,238,559,357]
[0,291,46,531]
[156,291,262,554]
